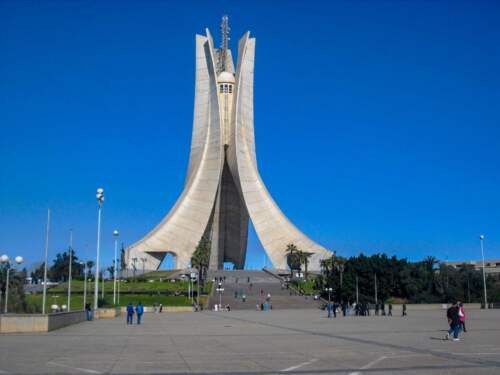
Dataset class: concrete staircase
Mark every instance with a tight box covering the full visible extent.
[207,270,321,310]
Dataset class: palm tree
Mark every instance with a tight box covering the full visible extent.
[285,243,300,279]
[300,251,314,280]
[86,260,94,277]
[423,256,439,273]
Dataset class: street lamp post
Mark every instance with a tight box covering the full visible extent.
[479,235,488,309]
[94,188,104,316]
[67,230,73,311]
[80,262,87,309]
[113,230,119,305]
[1,255,23,314]
[374,273,378,304]
[216,282,224,310]
[42,208,51,314]
[355,275,359,304]
[327,287,333,305]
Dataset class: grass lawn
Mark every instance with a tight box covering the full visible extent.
[26,293,194,312]
[49,279,192,293]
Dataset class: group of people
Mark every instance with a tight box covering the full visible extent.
[445,301,466,341]
[126,302,144,325]
[325,301,407,318]
[152,303,163,313]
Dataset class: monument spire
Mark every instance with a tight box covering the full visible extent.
[125,18,332,272]
[219,15,230,72]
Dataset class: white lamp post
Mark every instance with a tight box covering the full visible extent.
[216,282,224,310]
[113,230,119,305]
[1,254,23,313]
[42,209,51,314]
[94,188,104,316]
[67,230,73,311]
[326,287,333,305]
[479,235,488,309]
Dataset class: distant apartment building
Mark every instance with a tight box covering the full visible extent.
[445,259,500,275]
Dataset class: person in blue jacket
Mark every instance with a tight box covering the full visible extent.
[126,302,134,324]
[136,302,144,325]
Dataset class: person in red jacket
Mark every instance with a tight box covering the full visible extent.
[458,302,467,332]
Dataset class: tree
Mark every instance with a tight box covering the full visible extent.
[86,260,95,278]
[48,249,84,281]
[285,243,301,279]
[120,244,126,271]
[30,262,45,283]
[298,251,314,280]
[191,234,211,287]
[107,265,115,279]
[1,263,29,313]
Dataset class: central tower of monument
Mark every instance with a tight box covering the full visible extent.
[125,17,331,271]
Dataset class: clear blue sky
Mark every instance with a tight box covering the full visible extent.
[1,1,499,271]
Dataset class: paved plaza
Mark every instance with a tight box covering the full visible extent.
[1,309,499,374]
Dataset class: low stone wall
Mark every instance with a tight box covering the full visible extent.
[47,311,86,331]
[0,311,86,333]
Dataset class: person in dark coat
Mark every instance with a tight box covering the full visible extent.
[446,302,461,341]
[126,302,134,324]
[85,303,92,321]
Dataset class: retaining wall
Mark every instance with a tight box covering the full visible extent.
[0,311,86,333]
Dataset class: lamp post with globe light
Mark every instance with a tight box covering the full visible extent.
[113,230,119,305]
[1,254,23,313]
[479,235,488,309]
[94,188,104,316]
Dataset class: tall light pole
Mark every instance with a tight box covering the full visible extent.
[216,282,224,310]
[1,255,23,314]
[479,235,488,309]
[140,257,147,275]
[94,188,104,316]
[132,257,137,279]
[42,208,51,315]
[113,230,119,305]
[327,287,333,305]
[355,275,359,304]
[80,261,87,309]
[67,230,73,311]
[374,273,378,304]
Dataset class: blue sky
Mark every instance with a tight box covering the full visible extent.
[1,0,499,271]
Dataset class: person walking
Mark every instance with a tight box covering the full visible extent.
[85,303,93,321]
[458,302,467,332]
[402,303,407,317]
[445,302,461,341]
[126,302,134,325]
[388,304,393,316]
[136,302,144,325]
[327,302,332,318]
